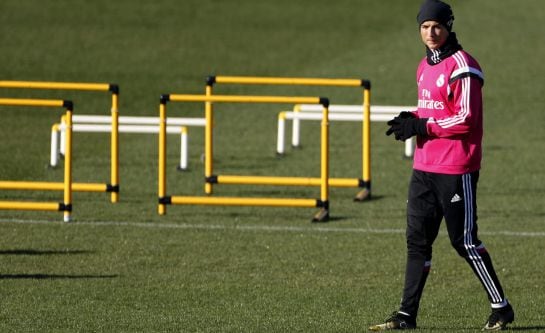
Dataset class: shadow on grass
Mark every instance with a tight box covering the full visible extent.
[423,324,545,332]
[362,194,385,202]
[326,216,349,222]
[510,327,545,331]
[0,249,92,255]
[311,215,349,224]
[0,274,118,280]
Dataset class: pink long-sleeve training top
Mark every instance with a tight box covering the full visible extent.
[413,49,484,175]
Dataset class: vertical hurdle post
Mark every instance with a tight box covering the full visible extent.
[63,101,74,222]
[60,115,67,156]
[50,123,60,167]
[178,126,189,171]
[292,104,302,148]
[158,95,169,215]
[109,84,120,203]
[204,77,215,195]
[355,80,372,201]
[313,98,330,222]
[276,112,286,155]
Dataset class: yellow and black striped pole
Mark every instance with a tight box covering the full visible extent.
[63,103,73,222]
[355,81,372,201]
[204,78,214,195]
[158,96,168,215]
[109,85,120,203]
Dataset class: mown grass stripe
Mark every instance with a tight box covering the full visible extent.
[2,218,544,238]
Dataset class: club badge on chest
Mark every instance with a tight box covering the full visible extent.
[436,74,445,87]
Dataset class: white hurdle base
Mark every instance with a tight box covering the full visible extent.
[277,104,416,158]
[51,115,205,170]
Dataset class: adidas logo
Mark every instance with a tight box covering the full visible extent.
[450,194,462,203]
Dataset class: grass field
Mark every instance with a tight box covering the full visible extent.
[1,0,544,331]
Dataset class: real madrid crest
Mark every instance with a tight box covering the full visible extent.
[436,74,445,87]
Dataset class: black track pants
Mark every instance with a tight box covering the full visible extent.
[399,170,507,318]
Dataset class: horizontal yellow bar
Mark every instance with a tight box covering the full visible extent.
[0,81,110,92]
[0,201,60,211]
[218,175,321,186]
[0,98,66,108]
[169,196,318,207]
[215,76,363,87]
[72,183,109,192]
[329,178,362,187]
[0,181,108,192]
[216,175,361,188]
[168,94,323,105]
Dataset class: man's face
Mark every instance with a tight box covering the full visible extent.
[420,20,449,50]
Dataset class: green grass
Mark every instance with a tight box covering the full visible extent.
[1,0,545,331]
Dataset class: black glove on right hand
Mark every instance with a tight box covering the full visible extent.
[384,111,416,138]
[385,116,428,141]
[385,111,416,138]
[397,111,416,120]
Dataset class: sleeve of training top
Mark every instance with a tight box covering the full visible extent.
[426,58,484,138]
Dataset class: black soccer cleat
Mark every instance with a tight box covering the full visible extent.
[369,311,416,331]
[482,303,515,331]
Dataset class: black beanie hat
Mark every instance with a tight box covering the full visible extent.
[417,0,454,31]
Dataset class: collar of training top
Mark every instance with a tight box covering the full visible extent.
[425,32,462,65]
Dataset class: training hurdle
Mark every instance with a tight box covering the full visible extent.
[51,115,206,170]
[206,75,372,201]
[0,80,120,202]
[277,104,417,158]
[158,94,331,222]
[0,98,74,222]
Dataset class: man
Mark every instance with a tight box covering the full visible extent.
[369,0,515,331]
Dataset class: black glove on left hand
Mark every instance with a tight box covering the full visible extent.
[386,116,428,141]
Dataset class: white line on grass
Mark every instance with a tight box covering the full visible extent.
[1,218,545,238]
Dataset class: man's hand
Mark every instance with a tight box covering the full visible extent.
[397,111,417,120]
[386,114,428,141]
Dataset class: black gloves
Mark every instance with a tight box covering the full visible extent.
[395,111,417,120]
[386,112,428,141]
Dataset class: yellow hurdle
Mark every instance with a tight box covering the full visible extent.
[0,80,120,203]
[158,93,330,222]
[0,97,74,222]
[205,75,372,202]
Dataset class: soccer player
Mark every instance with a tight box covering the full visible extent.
[369,0,515,331]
